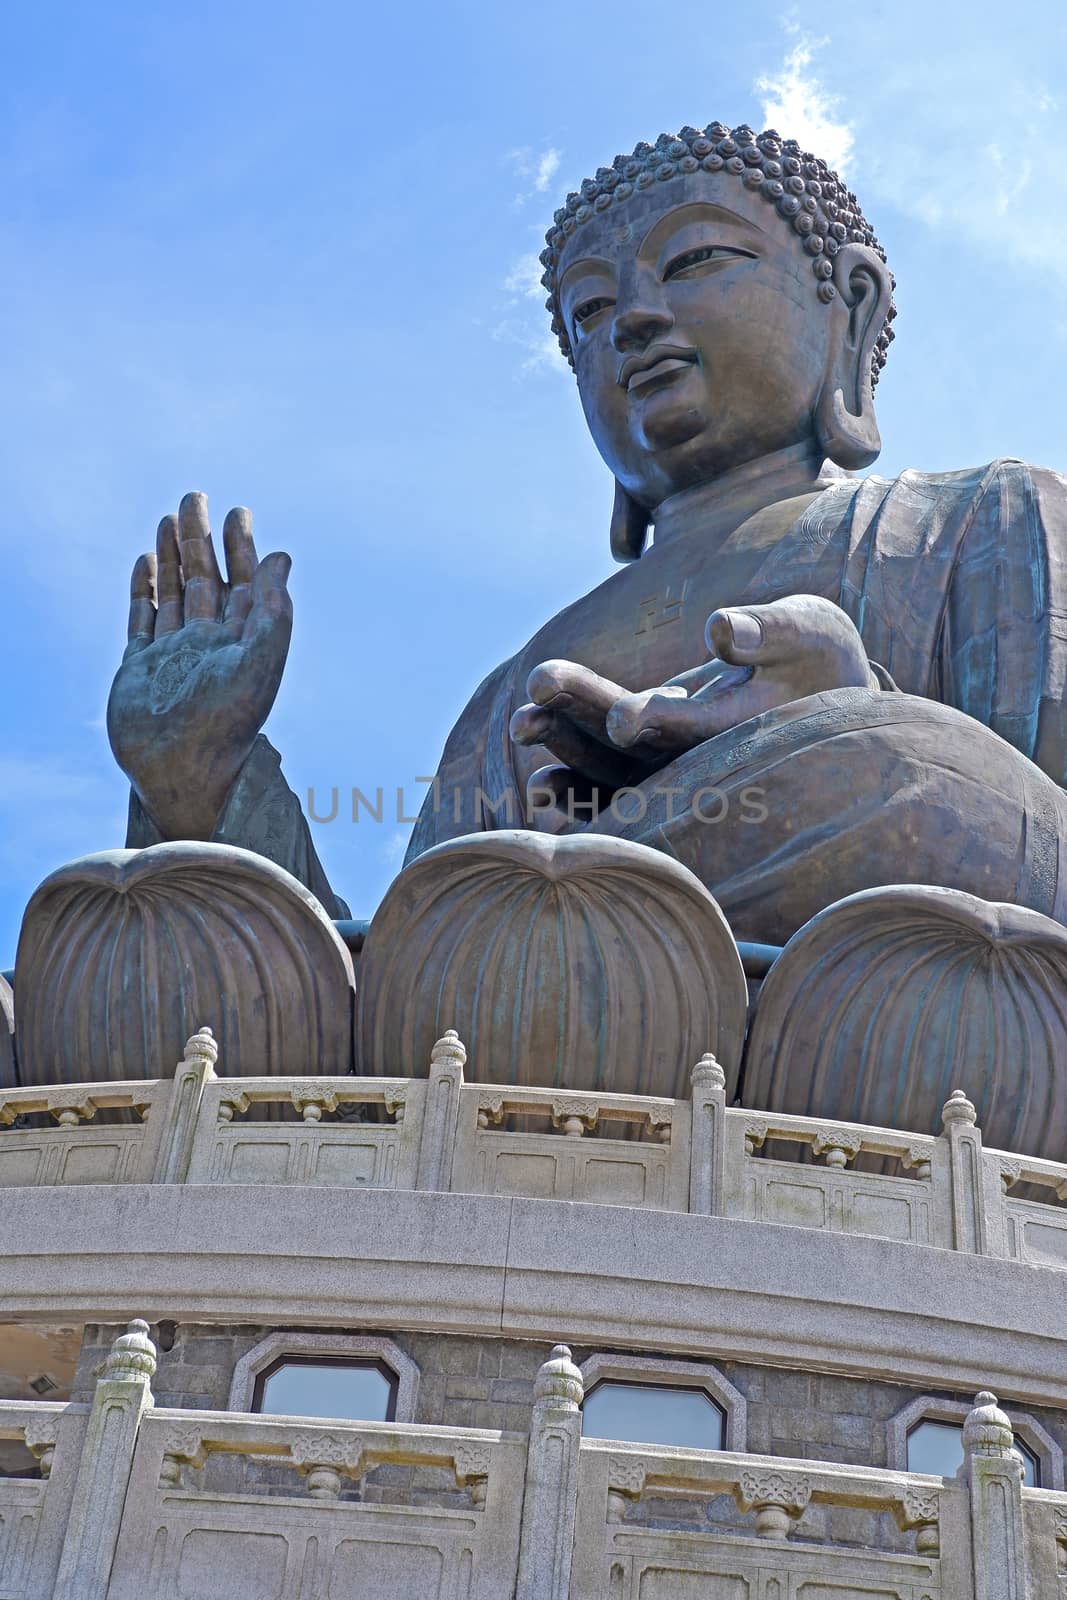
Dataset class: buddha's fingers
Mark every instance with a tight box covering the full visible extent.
[706,595,864,672]
[222,507,258,630]
[154,515,183,637]
[525,659,630,741]
[510,702,640,788]
[124,553,157,657]
[607,676,784,751]
[242,552,293,675]
[177,492,224,623]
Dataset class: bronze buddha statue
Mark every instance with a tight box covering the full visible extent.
[12,114,1067,1154]
[106,121,1067,949]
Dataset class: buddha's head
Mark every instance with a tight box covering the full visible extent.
[542,124,896,558]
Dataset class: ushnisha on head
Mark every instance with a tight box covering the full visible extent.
[542,123,897,558]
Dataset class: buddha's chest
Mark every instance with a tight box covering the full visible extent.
[521,525,846,694]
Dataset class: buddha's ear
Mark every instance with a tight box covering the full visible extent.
[610,480,650,562]
[815,244,894,471]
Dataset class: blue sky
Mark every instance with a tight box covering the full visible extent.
[1,0,1065,960]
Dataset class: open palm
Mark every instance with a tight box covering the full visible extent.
[107,491,293,840]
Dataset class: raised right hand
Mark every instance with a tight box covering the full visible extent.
[107,491,293,841]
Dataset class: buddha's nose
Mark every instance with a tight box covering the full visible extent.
[611,300,674,352]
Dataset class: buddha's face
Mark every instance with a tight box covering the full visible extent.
[557,174,837,508]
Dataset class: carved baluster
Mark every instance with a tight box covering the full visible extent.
[735,1469,811,1538]
[895,1485,941,1557]
[645,1106,672,1145]
[812,1128,863,1169]
[744,1121,768,1157]
[999,1161,1021,1194]
[217,1091,249,1124]
[291,1088,338,1124]
[477,1095,505,1131]
[290,1432,363,1500]
[552,1098,598,1138]
[158,1427,206,1490]
[23,1417,57,1480]
[49,1095,94,1129]
[902,1143,934,1182]
[606,1457,647,1523]
[454,1442,492,1509]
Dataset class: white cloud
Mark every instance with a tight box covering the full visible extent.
[755,35,854,173]
[507,144,564,207]
[534,149,561,192]
[503,254,545,301]
[490,319,567,377]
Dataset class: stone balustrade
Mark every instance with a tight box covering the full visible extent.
[0,1324,1062,1597]
[4,1029,1067,1272]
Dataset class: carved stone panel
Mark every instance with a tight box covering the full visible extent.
[13,843,355,1083]
[357,831,747,1098]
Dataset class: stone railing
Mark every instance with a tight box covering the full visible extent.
[3,1029,1067,1271]
[0,1325,1061,1598]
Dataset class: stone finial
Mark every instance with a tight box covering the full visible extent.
[690,1052,726,1091]
[104,1319,157,1383]
[534,1344,584,1413]
[182,1026,218,1068]
[430,1030,467,1071]
[941,1088,978,1128]
[963,1392,1014,1458]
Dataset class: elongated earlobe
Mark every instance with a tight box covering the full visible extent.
[816,383,882,470]
[610,481,650,562]
[816,245,892,471]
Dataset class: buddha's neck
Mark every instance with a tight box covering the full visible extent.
[651,441,841,550]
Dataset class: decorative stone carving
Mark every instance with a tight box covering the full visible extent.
[811,1128,863,1167]
[897,1485,941,1556]
[744,887,1067,1156]
[158,1428,206,1489]
[735,1469,811,1538]
[963,1392,1016,1459]
[453,1442,492,1507]
[0,974,14,1090]
[290,1431,364,1499]
[23,1415,58,1479]
[105,1319,157,1383]
[356,831,747,1099]
[13,842,355,1084]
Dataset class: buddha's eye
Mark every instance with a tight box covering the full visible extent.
[573,295,614,330]
[663,244,754,281]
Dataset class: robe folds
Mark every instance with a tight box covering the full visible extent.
[406,459,1067,944]
[128,459,1067,945]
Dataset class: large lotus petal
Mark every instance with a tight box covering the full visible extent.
[743,884,1067,1157]
[14,843,354,1084]
[357,830,747,1098]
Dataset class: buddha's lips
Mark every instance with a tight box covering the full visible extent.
[619,345,698,392]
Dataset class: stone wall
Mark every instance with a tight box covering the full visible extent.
[72,1321,1067,1469]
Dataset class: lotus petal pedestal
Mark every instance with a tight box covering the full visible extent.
[357,830,748,1099]
[743,885,1067,1157]
[14,842,355,1084]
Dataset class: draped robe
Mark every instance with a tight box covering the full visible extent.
[131,459,1067,945]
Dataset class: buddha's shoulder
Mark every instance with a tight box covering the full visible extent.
[877,457,1067,503]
